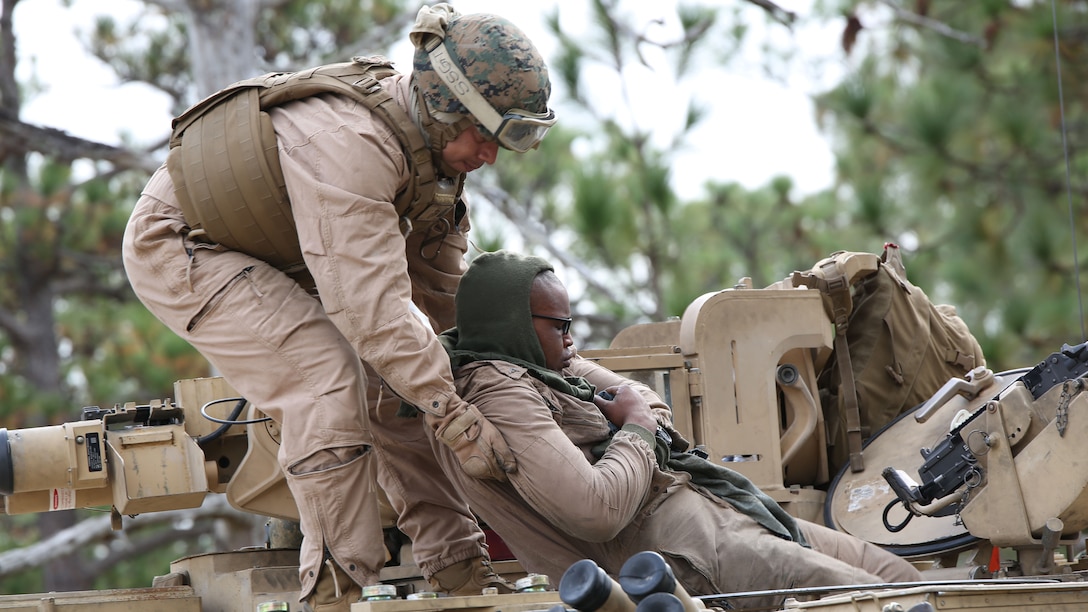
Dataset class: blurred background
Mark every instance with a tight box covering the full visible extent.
[1,0,1086,594]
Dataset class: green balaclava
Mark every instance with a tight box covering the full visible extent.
[443,250,595,401]
[451,250,552,367]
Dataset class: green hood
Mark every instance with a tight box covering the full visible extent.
[451,250,553,367]
[440,250,595,402]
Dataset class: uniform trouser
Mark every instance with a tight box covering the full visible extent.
[797,520,922,585]
[122,193,484,599]
[370,206,489,578]
[365,364,489,579]
[603,488,923,610]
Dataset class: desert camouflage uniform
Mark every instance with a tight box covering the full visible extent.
[123,72,487,599]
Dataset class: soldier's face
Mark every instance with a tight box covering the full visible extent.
[441,124,500,174]
[529,274,575,372]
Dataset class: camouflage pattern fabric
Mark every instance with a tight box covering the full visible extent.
[413,13,551,137]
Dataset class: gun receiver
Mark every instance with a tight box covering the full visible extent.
[883,340,1088,513]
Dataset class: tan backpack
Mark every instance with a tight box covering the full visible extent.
[790,244,985,475]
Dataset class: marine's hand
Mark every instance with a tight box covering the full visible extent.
[593,385,657,432]
[426,401,516,481]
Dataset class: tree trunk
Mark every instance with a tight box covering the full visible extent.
[187,0,262,96]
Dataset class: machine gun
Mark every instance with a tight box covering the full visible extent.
[882,341,1088,513]
[0,378,446,610]
[822,341,1088,579]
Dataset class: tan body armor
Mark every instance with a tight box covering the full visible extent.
[167,56,461,273]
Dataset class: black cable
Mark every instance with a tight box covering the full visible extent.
[883,498,914,533]
[196,397,261,444]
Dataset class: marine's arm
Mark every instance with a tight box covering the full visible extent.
[274,97,512,479]
[462,364,658,542]
[275,97,457,413]
[568,356,678,436]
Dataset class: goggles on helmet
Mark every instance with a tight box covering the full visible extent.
[428,42,557,153]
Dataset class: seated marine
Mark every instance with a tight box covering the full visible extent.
[426,250,922,610]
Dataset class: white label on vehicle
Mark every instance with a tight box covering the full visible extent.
[51,488,76,511]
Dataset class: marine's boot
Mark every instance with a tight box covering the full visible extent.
[303,558,364,612]
[428,557,517,596]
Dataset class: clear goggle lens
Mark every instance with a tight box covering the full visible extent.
[493,109,557,153]
[427,42,557,154]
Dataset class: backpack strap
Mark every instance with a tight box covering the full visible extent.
[791,251,881,473]
[260,58,448,223]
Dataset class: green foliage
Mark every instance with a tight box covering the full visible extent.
[664,175,861,316]
[0,377,68,427]
[87,9,192,107]
[571,162,626,257]
[258,0,408,66]
[0,156,190,422]
[0,514,45,594]
[904,79,963,151]
[674,5,719,77]
[823,61,876,121]
[816,0,1088,369]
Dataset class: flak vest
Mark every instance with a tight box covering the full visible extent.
[166,55,461,275]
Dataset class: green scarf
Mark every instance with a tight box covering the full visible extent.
[666,452,807,546]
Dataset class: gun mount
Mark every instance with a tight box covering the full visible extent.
[825,342,1088,581]
[0,377,298,525]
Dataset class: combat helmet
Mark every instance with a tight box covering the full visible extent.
[409,3,555,165]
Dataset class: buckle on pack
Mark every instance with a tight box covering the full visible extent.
[352,75,383,95]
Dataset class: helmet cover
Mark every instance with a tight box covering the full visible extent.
[413,12,551,138]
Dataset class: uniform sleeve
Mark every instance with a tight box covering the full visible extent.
[567,356,675,427]
[272,94,459,415]
[464,364,658,542]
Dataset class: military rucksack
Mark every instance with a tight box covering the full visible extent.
[790,244,985,475]
[166,55,459,274]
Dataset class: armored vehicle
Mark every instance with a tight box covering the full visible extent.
[4,252,1088,611]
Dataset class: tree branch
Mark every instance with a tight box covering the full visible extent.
[743,0,796,28]
[89,510,257,581]
[0,110,160,173]
[474,184,625,308]
[143,0,193,15]
[0,496,251,578]
[876,0,986,47]
[0,305,29,346]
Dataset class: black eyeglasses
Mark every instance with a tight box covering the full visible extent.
[532,314,573,335]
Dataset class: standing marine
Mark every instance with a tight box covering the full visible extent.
[121,4,555,610]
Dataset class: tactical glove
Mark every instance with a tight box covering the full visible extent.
[426,401,516,481]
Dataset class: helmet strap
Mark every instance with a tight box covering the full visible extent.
[413,86,472,178]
